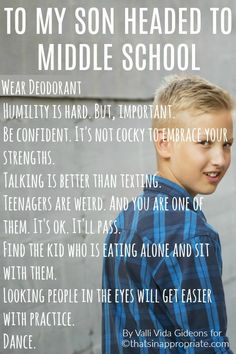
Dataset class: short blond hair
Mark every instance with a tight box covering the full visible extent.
[152,75,234,129]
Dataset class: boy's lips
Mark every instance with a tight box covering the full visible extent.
[203,171,221,183]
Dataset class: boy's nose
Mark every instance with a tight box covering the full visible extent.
[210,148,226,167]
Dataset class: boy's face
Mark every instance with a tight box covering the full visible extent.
[167,110,233,196]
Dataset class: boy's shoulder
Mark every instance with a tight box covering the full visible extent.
[104,175,223,281]
[111,177,218,245]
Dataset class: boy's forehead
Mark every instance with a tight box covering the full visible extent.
[176,109,233,128]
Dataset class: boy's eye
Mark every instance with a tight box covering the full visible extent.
[199,140,210,146]
[223,142,232,148]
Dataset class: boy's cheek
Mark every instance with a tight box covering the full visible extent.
[225,159,231,172]
[225,153,231,167]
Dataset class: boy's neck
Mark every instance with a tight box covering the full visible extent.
[156,166,197,197]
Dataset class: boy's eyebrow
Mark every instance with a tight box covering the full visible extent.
[197,135,234,142]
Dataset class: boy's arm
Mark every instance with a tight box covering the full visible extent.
[150,234,234,353]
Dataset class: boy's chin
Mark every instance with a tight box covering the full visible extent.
[197,185,218,195]
[186,184,218,196]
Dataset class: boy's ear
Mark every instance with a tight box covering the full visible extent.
[154,129,172,158]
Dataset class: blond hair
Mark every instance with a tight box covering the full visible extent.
[152,75,234,129]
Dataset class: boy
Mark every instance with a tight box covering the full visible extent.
[102,76,234,353]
